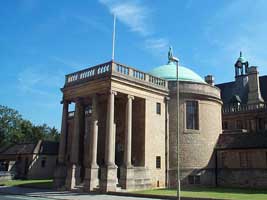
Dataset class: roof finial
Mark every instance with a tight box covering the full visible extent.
[168,46,173,63]
[240,51,242,57]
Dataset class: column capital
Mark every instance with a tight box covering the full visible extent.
[127,95,135,100]
[164,96,170,102]
[107,89,117,96]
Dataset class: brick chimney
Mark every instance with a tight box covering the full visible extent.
[247,66,264,104]
[205,75,215,86]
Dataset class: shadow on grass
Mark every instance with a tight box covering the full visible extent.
[180,186,267,195]
[18,182,53,189]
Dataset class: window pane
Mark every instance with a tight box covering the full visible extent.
[156,156,161,169]
[186,101,199,130]
[156,103,161,115]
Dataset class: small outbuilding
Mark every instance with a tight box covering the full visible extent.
[0,140,58,180]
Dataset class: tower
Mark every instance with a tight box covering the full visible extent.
[234,51,249,77]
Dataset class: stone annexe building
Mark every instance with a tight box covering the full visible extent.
[215,53,267,188]
[54,49,222,192]
[0,140,58,180]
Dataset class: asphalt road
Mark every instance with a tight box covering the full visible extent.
[0,195,51,200]
[0,194,167,200]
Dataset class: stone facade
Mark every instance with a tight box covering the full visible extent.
[0,140,58,180]
[168,81,222,187]
[54,59,223,192]
[54,61,169,192]
[215,53,267,188]
[216,145,267,188]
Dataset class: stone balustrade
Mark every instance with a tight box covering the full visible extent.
[223,103,267,114]
[65,61,168,89]
[66,62,112,84]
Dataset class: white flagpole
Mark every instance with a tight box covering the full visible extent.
[112,14,116,61]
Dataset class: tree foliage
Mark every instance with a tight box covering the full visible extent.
[0,105,60,146]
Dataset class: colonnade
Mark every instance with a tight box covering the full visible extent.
[57,90,135,191]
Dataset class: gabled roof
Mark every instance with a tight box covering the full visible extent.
[40,141,59,154]
[0,140,59,155]
[0,143,36,155]
[216,75,267,104]
[216,132,267,150]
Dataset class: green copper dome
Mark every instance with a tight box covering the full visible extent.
[150,62,206,83]
[237,51,247,63]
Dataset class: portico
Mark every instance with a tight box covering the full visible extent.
[54,61,168,192]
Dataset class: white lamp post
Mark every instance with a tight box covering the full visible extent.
[169,55,180,200]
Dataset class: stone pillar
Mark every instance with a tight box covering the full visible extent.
[121,95,135,190]
[165,97,170,188]
[84,95,99,191]
[124,95,134,167]
[54,100,69,188]
[65,99,84,190]
[100,90,118,192]
[59,101,69,163]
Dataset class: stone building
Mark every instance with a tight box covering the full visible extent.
[215,53,267,188]
[54,48,222,192]
[0,140,58,180]
[216,52,267,133]
[216,132,267,188]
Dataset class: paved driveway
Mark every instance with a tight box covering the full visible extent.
[0,186,166,200]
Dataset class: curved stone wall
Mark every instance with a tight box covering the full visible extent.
[168,81,222,187]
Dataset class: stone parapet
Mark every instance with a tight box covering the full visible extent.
[64,60,168,91]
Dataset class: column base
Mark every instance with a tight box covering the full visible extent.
[53,163,67,189]
[100,165,118,192]
[65,164,81,190]
[120,166,135,190]
[83,165,99,192]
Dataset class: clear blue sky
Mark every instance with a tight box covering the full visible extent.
[1,0,267,130]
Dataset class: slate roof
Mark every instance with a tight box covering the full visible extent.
[0,140,59,155]
[216,132,267,150]
[259,76,267,101]
[216,75,267,105]
[40,141,59,155]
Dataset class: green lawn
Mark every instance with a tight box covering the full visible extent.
[0,179,53,189]
[134,187,267,200]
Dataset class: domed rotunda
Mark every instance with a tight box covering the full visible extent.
[55,47,223,192]
[150,48,222,187]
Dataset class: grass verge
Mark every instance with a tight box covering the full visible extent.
[0,179,53,189]
[133,187,267,200]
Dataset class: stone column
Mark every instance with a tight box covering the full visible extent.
[121,95,135,190]
[66,99,84,190]
[54,100,69,188]
[58,101,69,163]
[165,97,170,188]
[84,95,99,191]
[100,90,118,192]
[124,95,134,167]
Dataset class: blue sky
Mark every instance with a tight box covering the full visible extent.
[1,0,267,129]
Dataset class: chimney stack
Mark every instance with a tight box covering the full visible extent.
[205,75,215,86]
[247,66,264,104]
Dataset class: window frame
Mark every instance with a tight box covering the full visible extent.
[188,175,201,185]
[156,156,161,169]
[41,157,46,168]
[184,100,200,134]
[156,102,161,115]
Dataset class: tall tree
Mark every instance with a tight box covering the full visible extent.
[0,105,22,146]
[0,105,60,146]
